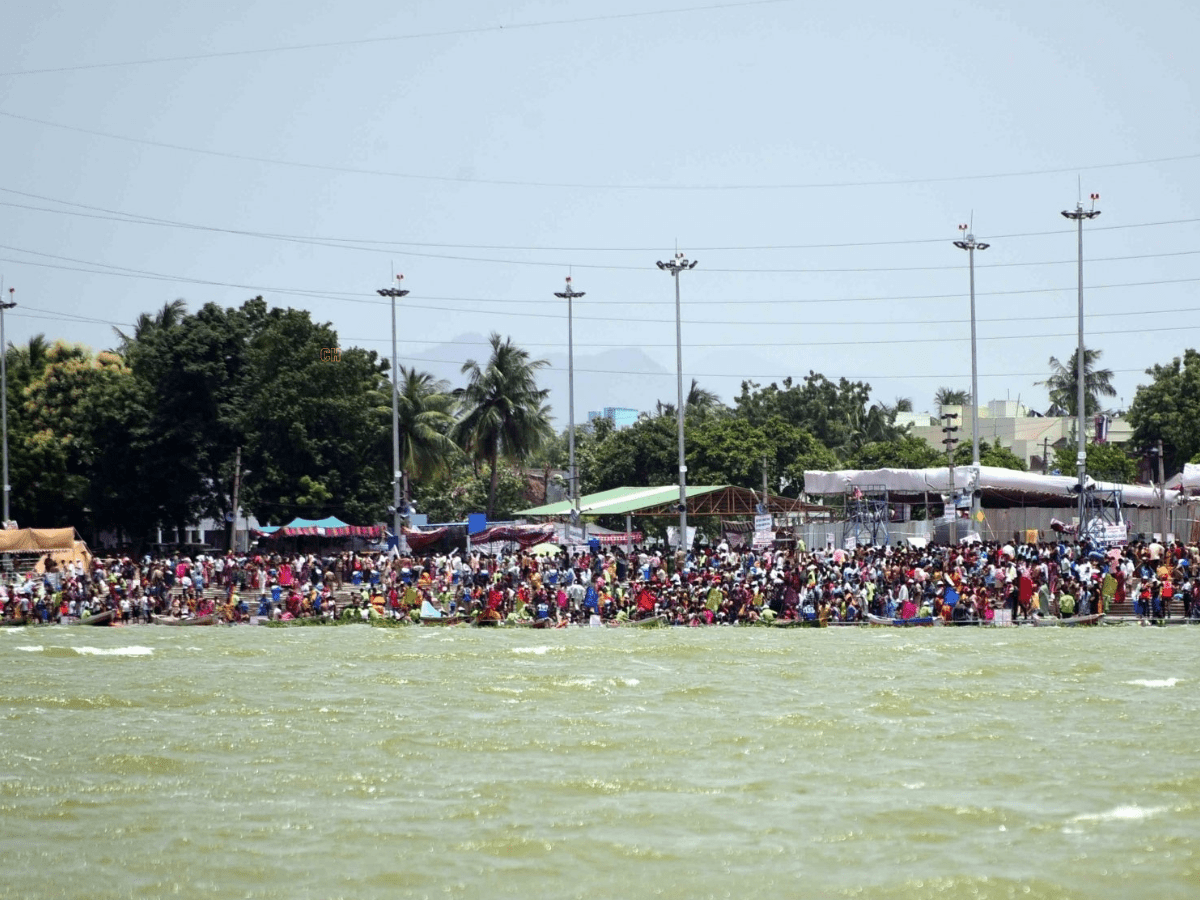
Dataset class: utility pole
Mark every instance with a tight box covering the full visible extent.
[554,276,585,532]
[1042,437,1049,476]
[953,224,990,518]
[0,287,15,528]
[941,412,960,546]
[656,251,698,556]
[376,275,410,552]
[762,456,769,507]
[1157,438,1168,542]
[1061,193,1100,537]
[229,445,242,552]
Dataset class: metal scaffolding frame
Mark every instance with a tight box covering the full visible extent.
[842,484,890,548]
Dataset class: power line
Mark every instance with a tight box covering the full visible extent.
[4,185,1200,255]
[347,322,1200,351]
[0,1,796,78]
[2,107,1198,191]
[389,354,1160,382]
[3,249,1200,322]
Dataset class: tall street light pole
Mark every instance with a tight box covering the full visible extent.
[553,277,585,530]
[0,288,14,527]
[376,275,409,550]
[655,251,697,558]
[1062,194,1100,536]
[953,225,989,517]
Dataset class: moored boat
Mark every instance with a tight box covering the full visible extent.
[76,609,117,626]
[608,614,669,628]
[152,613,216,626]
[866,612,937,627]
[1032,613,1104,627]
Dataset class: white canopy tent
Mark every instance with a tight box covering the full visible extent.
[803,465,1176,508]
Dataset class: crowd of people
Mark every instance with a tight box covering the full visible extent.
[2,534,1199,627]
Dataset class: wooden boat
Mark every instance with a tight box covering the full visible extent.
[153,613,216,626]
[509,617,555,628]
[770,617,824,628]
[418,615,465,626]
[1032,613,1104,627]
[608,614,669,628]
[866,613,937,627]
[76,609,116,626]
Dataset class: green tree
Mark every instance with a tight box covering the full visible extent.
[1051,442,1136,483]
[1037,347,1117,416]
[734,372,894,459]
[452,333,552,518]
[1127,348,1200,475]
[239,305,391,525]
[850,435,944,470]
[952,440,1027,471]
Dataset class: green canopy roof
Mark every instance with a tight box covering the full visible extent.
[517,485,814,518]
[517,485,725,518]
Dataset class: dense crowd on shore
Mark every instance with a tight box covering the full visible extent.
[3,533,1200,627]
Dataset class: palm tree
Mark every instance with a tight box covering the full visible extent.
[933,387,969,411]
[113,299,187,351]
[656,379,722,420]
[452,333,553,518]
[1037,347,1116,417]
[5,334,51,384]
[395,366,459,509]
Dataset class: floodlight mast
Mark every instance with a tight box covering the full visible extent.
[655,252,698,558]
[953,225,990,518]
[376,275,410,547]
[553,276,586,529]
[1061,194,1101,537]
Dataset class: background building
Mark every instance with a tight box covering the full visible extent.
[587,407,640,430]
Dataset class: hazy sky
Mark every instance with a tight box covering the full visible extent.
[1,0,1197,424]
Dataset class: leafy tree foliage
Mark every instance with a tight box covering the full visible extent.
[951,440,1028,471]
[734,372,901,460]
[1050,442,1136,484]
[850,435,944,470]
[1127,348,1200,475]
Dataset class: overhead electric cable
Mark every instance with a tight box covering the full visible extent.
[0,1,796,77]
[1,108,1197,190]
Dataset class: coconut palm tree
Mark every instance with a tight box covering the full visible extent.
[113,299,187,351]
[1037,347,1117,417]
[655,378,723,420]
[452,333,553,518]
[395,366,459,509]
[933,387,969,411]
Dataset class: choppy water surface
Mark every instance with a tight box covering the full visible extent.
[2,623,1197,900]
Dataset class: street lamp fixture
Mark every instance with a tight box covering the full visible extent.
[376,275,410,550]
[553,276,586,534]
[655,252,698,558]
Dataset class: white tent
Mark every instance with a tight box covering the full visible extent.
[803,465,1176,508]
[1165,462,1200,494]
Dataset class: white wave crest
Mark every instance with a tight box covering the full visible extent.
[72,646,154,656]
[15,645,43,653]
[1070,805,1168,824]
[1125,678,1179,688]
[512,646,550,655]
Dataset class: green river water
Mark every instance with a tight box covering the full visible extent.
[2,622,1197,900]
